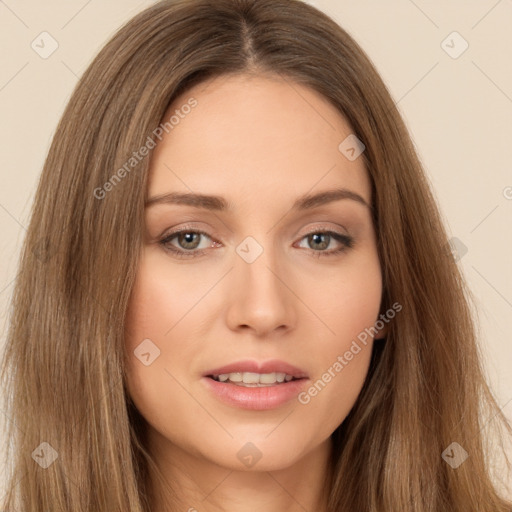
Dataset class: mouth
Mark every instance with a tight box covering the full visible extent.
[202,374,308,411]
[201,359,309,410]
[207,372,304,387]
[203,359,308,384]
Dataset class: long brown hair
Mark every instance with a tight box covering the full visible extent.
[1,0,510,510]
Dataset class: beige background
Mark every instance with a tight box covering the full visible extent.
[1,0,511,501]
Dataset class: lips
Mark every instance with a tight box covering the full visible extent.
[203,359,309,379]
[203,375,308,410]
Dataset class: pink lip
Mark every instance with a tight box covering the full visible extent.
[203,359,308,379]
[202,359,309,410]
[202,376,309,410]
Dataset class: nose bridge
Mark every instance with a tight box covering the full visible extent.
[236,232,286,300]
[226,232,295,334]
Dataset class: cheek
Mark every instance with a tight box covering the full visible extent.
[125,251,198,337]
[123,254,183,410]
[309,246,383,343]
[123,249,219,421]
[297,251,382,420]
[124,248,212,357]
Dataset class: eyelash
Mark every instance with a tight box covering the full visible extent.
[158,226,354,259]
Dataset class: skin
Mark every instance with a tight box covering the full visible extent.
[124,72,386,512]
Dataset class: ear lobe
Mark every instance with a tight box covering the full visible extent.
[374,322,388,340]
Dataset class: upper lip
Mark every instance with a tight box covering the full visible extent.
[204,359,308,379]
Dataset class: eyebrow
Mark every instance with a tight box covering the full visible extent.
[145,187,371,211]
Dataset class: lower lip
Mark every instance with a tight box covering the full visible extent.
[202,376,308,410]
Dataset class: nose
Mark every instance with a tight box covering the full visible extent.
[225,240,297,337]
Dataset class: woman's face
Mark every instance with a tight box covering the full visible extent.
[124,72,384,474]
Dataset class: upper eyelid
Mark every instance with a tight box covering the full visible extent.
[161,225,351,247]
[162,223,349,239]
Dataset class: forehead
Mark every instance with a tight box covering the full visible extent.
[147,73,371,209]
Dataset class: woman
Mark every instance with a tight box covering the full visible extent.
[1,0,510,510]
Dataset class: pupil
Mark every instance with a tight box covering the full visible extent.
[310,233,329,250]
[180,232,200,249]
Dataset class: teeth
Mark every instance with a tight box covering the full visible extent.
[241,372,258,384]
[213,372,296,385]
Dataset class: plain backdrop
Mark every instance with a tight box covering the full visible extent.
[1,0,511,501]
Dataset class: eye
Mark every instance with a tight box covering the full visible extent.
[159,228,217,258]
[295,230,354,258]
[158,227,354,259]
